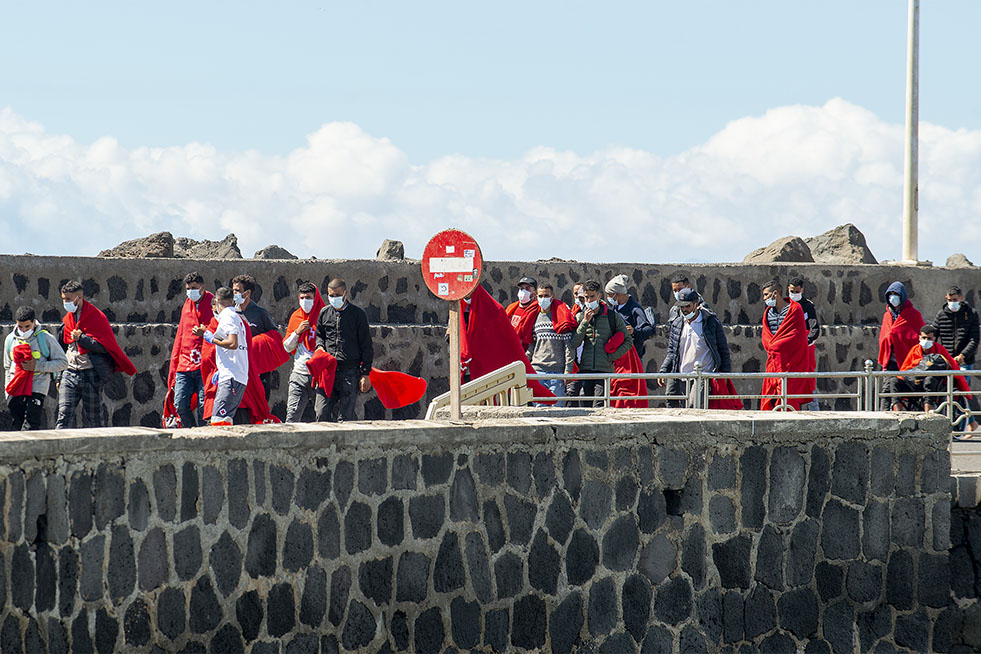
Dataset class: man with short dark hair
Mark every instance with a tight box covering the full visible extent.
[56,280,136,428]
[231,274,282,399]
[659,289,731,406]
[506,276,540,352]
[284,282,326,422]
[788,276,821,410]
[668,273,711,322]
[760,279,811,411]
[166,272,213,427]
[571,279,633,406]
[934,284,980,431]
[883,324,971,419]
[206,287,249,426]
[4,306,67,430]
[529,283,576,405]
[315,278,373,421]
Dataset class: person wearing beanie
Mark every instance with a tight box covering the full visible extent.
[605,274,654,359]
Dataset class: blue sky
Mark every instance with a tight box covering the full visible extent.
[1,1,980,263]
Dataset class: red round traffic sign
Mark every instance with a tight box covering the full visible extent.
[421,229,483,301]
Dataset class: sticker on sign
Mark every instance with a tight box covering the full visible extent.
[438,282,449,295]
[429,256,475,274]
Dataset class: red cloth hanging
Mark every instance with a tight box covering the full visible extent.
[878,302,925,369]
[250,331,290,375]
[760,301,812,411]
[63,302,136,375]
[604,331,648,408]
[5,344,34,396]
[369,368,428,409]
[708,378,743,410]
[460,286,555,403]
[305,349,338,396]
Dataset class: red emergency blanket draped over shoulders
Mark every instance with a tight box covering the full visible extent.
[63,302,137,376]
[200,315,279,424]
[461,286,555,402]
[878,303,925,369]
[505,299,540,350]
[899,342,972,398]
[760,301,811,410]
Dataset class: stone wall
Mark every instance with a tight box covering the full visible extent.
[0,324,882,430]
[0,410,954,652]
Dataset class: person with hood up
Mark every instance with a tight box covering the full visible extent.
[878,281,925,409]
[4,306,67,430]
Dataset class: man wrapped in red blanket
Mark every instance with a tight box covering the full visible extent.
[760,280,811,411]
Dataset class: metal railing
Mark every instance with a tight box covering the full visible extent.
[425,361,533,419]
[527,360,980,437]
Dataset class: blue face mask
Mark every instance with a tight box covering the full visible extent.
[586,300,600,311]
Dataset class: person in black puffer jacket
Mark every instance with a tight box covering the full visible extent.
[934,285,980,369]
[658,289,731,406]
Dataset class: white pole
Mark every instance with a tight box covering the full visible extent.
[901,0,919,262]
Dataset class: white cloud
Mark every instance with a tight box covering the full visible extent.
[0,99,978,264]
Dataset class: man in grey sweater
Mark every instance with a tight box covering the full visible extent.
[529,283,575,406]
[3,306,68,430]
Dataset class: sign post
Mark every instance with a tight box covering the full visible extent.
[421,229,484,421]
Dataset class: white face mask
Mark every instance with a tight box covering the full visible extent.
[682,309,697,321]
[948,301,962,312]
[575,297,584,308]
[517,289,533,304]
[889,295,901,307]
[673,290,682,301]
[586,300,600,311]
[765,298,777,308]
[789,292,803,302]
[300,298,315,313]
[538,297,552,311]
[233,292,245,306]
[329,295,345,309]
[920,339,934,350]
[187,289,202,302]
[15,326,32,338]
[463,297,471,305]
[63,301,77,313]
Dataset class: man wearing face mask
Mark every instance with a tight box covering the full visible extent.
[505,277,541,353]
[668,274,711,322]
[606,274,654,360]
[56,280,137,429]
[658,289,732,406]
[166,272,214,428]
[4,306,67,430]
[529,283,577,405]
[284,282,326,422]
[788,276,821,410]
[570,279,633,407]
[883,325,971,417]
[759,279,812,411]
[315,278,373,421]
[231,274,283,400]
[934,285,980,431]
[877,281,925,410]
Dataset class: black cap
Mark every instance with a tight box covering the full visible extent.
[517,276,537,288]
[676,288,700,305]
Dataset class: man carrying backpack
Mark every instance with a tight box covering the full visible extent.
[4,306,67,430]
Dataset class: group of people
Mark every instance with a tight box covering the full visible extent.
[3,268,979,432]
[500,273,979,428]
[2,274,376,430]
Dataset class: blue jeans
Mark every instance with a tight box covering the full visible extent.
[174,370,205,428]
[536,376,567,407]
[961,364,978,426]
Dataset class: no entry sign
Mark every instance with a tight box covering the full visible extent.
[421,229,483,301]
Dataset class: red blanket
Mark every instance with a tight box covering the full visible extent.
[505,299,540,350]
[461,286,555,403]
[549,301,578,334]
[899,342,972,398]
[5,343,34,396]
[370,368,428,409]
[305,349,338,396]
[251,331,290,375]
[761,301,812,410]
[708,378,743,410]
[878,303,925,369]
[63,301,137,376]
[201,316,279,424]
[287,291,326,353]
[605,331,648,408]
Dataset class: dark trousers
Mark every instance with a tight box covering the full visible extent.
[57,368,106,429]
[8,393,45,430]
[664,378,684,408]
[579,377,608,408]
[259,371,273,401]
[882,375,947,411]
[316,367,359,422]
[174,370,204,428]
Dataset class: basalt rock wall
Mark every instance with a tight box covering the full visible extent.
[0,410,955,653]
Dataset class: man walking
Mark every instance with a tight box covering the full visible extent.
[788,276,821,410]
[284,282,326,422]
[570,280,633,407]
[231,274,284,399]
[56,280,137,428]
[315,278,373,421]
[506,276,540,353]
[206,287,250,426]
[878,281,925,409]
[4,306,67,430]
[658,289,732,407]
[934,285,980,431]
[760,279,811,411]
[166,272,214,427]
[529,283,576,405]
[606,274,654,359]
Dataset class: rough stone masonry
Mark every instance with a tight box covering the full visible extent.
[0,409,961,652]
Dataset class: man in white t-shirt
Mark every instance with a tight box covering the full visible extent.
[204,287,249,426]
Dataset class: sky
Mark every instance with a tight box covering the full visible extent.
[1,1,980,264]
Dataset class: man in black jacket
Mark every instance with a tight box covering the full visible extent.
[788,276,821,410]
[658,289,731,407]
[605,274,654,359]
[315,278,373,422]
[935,285,980,431]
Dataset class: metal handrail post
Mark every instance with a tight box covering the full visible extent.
[863,360,874,411]
[693,363,703,409]
[604,378,611,408]
[781,376,788,411]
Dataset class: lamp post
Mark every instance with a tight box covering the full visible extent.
[901,0,919,263]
